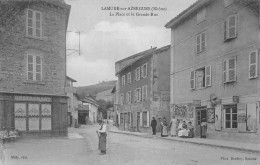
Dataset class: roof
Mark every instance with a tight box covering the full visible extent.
[66,76,77,82]
[115,45,171,76]
[81,97,99,107]
[165,0,212,28]
[165,0,259,29]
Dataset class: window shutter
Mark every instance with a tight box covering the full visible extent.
[129,73,131,83]
[237,103,247,132]
[141,66,143,78]
[205,65,211,86]
[196,35,201,53]
[135,69,137,81]
[138,88,142,102]
[129,92,132,103]
[190,70,195,89]
[224,19,227,40]
[223,60,227,83]
[134,90,137,102]
[249,50,258,79]
[228,58,236,82]
[36,56,42,81]
[228,15,237,39]
[35,11,41,37]
[144,64,147,77]
[147,111,149,127]
[201,33,206,52]
[27,55,34,80]
[140,112,142,126]
[27,10,33,36]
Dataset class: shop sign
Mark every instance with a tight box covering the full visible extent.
[15,95,52,102]
[161,91,170,101]
[193,100,201,106]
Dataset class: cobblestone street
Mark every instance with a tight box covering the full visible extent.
[2,125,259,165]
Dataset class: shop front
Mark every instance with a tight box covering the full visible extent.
[0,93,68,137]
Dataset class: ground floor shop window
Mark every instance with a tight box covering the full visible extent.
[224,105,237,129]
[14,102,52,131]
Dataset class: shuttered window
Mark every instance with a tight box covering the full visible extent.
[121,75,125,86]
[224,14,238,41]
[27,54,42,81]
[191,70,195,89]
[223,57,236,83]
[26,9,42,39]
[135,67,141,81]
[127,72,131,84]
[126,91,131,104]
[249,50,258,79]
[142,85,147,102]
[196,32,206,54]
[141,63,147,78]
[205,65,211,87]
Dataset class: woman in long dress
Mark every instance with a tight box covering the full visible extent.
[169,116,178,137]
[160,117,168,137]
[96,121,107,154]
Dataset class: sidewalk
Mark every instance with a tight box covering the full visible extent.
[109,126,260,153]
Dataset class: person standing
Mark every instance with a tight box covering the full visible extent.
[200,118,207,138]
[169,116,178,137]
[160,117,168,137]
[150,117,157,135]
[96,121,107,154]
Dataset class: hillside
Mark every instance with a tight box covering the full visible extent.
[76,80,116,99]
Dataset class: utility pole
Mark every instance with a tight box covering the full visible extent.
[66,31,81,56]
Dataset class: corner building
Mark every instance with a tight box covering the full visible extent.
[0,0,71,137]
[115,46,171,133]
[165,0,260,137]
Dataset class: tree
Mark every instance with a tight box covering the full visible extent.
[97,99,113,119]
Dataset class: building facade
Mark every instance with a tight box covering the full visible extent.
[165,0,260,136]
[115,46,171,133]
[81,97,99,124]
[65,76,79,127]
[0,0,70,136]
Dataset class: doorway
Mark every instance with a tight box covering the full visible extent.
[195,107,207,136]
[78,110,89,125]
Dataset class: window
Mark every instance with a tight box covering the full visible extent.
[142,85,147,101]
[121,75,125,86]
[135,88,142,102]
[142,111,149,127]
[224,105,237,129]
[127,72,131,84]
[224,14,238,41]
[196,32,206,54]
[120,94,124,105]
[27,54,42,81]
[249,50,258,79]
[126,91,131,104]
[190,65,211,89]
[224,0,233,7]
[135,67,141,81]
[223,57,236,83]
[26,9,42,39]
[141,63,147,78]
[197,8,206,24]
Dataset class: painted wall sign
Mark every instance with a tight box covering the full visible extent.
[15,95,52,102]
[207,108,215,123]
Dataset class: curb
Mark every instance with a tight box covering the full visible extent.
[110,130,260,154]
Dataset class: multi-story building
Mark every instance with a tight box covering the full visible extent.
[165,0,260,136]
[65,76,79,127]
[0,0,70,136]
[115,45,171,132]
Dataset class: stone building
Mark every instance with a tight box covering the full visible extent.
[115,45,171,133]
[0,0,71,136]
[165,0,260,137]
[65,76,78,127]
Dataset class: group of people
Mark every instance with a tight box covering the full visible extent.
[151,116,200,138]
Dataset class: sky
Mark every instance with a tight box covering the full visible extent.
[65,0,197,87]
